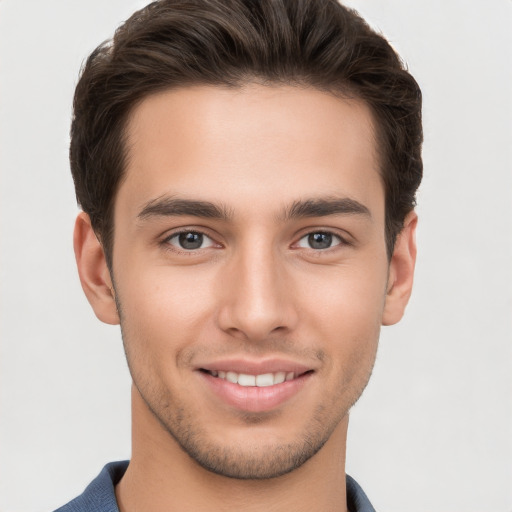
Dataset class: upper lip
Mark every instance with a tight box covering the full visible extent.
[197,358,315,376]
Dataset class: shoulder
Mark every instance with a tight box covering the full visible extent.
[53,461,129,512]
[346,474,376,512]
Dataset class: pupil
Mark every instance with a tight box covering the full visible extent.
[179,232,203,249]
[309,232,332,249]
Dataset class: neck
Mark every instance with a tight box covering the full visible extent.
[116,385,349,512]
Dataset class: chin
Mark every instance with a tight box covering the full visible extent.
[143,393,344,480]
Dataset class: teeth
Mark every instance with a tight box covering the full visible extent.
[254,373,274,388]
[274,371,286,384]
[255,373,274,387]
[209,370,298,387]
[238,374,256,386]
[226,371,238,384]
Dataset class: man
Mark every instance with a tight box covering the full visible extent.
[57,0,422,510]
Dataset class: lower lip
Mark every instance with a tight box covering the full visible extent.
[199,371,312,412]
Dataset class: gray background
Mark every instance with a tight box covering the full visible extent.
[1,1,511,510]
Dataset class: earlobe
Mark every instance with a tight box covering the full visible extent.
[73,212,120,325]
[382,211,418,326]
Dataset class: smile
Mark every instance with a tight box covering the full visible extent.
[203,370,304,387]
[199,365,314,412]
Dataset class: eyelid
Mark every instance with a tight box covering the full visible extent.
[158,226,352,254]
[297,232,340,248]
[161,227,222,252]
[292,228,352,250]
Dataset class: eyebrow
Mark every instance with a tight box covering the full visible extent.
[282,197,371,221]
[137,196,232,221]
[137,195,371,223]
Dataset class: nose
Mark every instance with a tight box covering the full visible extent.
[216,242,298,342]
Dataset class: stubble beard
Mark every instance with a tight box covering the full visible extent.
[135,383,337,480]
[126,354,374,481]
[116,296,377,480]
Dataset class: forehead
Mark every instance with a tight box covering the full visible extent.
[118,84,383,222]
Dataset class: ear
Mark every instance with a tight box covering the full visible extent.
[382,211,418,326]
[73,212,120,325]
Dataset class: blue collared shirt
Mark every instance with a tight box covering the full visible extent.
[54,460,376,512]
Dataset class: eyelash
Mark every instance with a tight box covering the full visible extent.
[161,229,219,254]
[295,231,348,251]
[161,228,350,255]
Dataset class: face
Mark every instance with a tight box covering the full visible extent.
[106,85,395,478]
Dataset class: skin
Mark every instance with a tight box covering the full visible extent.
[74,84,417,512]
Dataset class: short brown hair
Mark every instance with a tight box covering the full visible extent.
[70,0,422,268]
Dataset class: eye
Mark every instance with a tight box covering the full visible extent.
[165,231,216,250]
[296,232,343,250]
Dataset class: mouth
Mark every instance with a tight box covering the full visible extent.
[200,369,313,387]
[197,363,315,412]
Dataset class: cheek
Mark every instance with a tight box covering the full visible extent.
[297,259,388,326]
[295,262,386,371]
[115,265,218,359]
